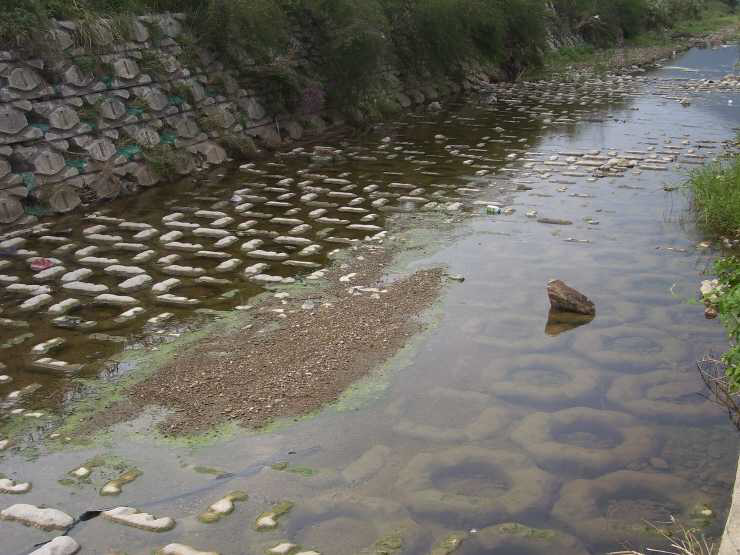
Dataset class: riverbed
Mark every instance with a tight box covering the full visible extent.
[2,45,740,555]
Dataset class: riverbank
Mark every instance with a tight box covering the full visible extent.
[1,39,738,555]
[77,218,450,437]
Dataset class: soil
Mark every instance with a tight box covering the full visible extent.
[82,238,446,437]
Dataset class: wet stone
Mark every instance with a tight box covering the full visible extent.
[157,255,180,266]
[32,357,83,374]
[28,536,80,555]
[0,478,31,494]
[31,337,65,355]
[214,236,238,249]
[247,250,289,261]
[19,294,53,312]
[162,265,206,277]
[152,278,181,294]
[102,507,174,531]
[104,265,146,277]
[79,257,120,268]
[268,543,298,555]
[48,299,81,316]
[119,274,152,292]
[133,250,156,263]
[8,284,52,296]
[113,243,148,252]
[51,317,96,331]
[0,318,27,329]
[114,307,145,324]
[33,266,66,282]
[61,268,92,282]
[158,545,218,555]
[0,504,73,530]
[133,229,159,241]
[198,277,231,287]
[166,242,203,253]
[95,294,139,307]
[194,228,231,239]
[156,294,199,306]
[215,259,242,273]
[63,281,108,296]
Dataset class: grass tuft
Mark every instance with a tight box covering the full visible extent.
[688,155,740,237]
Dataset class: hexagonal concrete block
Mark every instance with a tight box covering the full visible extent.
[131,20,150,42]
[0,194,23,223]
[135,164,159,187]
[194,142,227,165]
[240,97,267,121]
[49,106,80,131]
[158,15,183,38]
[0,158,10,179]
[49,186,81,213]
[34,150,66,176]
[86,139,116,162]
[113,58,141,80]
[175,118,199,139]
[91,176,122,199]
[8,67,42,92]
[50,29,74,50]
[143,89,168,112]
[189,81,206,103]
[100,98,126,121]
[136,127,160,147]
[0,106,28,135]
[64,65,92,88]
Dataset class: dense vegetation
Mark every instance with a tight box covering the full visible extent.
[1,0,736,111]
[692,151,740,390]
[704,256,740,389]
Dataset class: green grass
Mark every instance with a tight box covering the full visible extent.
[672,0,740,36]
[703,257,740,390]
[689,155,740,237]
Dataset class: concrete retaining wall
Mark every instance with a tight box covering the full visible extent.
[0,12,494,229]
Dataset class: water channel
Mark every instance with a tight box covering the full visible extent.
[2,45,740,555]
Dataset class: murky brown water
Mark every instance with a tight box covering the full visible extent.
[2,45,740,555]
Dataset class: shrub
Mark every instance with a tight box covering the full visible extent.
[296,0,390,105]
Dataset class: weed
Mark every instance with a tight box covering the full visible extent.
[688,155,740,236]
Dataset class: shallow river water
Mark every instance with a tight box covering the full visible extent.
[2,46,740,555]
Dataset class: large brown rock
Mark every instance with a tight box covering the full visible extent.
[547,280,595,316]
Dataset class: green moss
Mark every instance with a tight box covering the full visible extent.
[495,522,558,540]
[255,500,294,530]
[191,464,229,477]
[270,461,318,476]
[430,533,466,555]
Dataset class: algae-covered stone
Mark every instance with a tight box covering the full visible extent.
[198,491,248,523]
[429,533,466,555]
[102,506,174,531]
[100,468,141,496]
[475,523,588,555]
[397,447,556,525]
[271,462,318,477]
[256,501,294,530]
[0,478,31,493]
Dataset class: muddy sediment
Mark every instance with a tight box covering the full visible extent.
[92,243,445,436]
